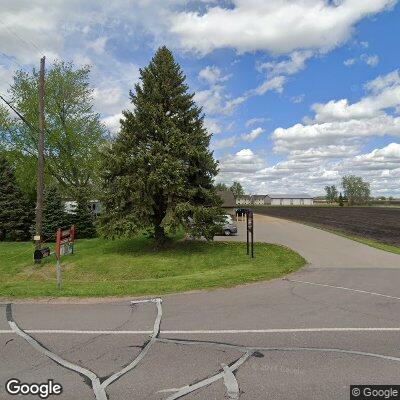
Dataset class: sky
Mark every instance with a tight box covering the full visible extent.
[1,0,400,196]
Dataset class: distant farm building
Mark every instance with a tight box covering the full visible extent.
[252,195,268,205]
[235,194,314,206]
[217,190,236,215]
[266,194,313,206]
[236,195,252,205]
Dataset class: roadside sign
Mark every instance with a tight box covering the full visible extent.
[55,225,76,289]
[246,210,254,258]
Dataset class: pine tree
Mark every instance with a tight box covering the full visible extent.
[70,196,96,239]
[42,185,67,241]
[100,47,223,247]
[0,156,33,241]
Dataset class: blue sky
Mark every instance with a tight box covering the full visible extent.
[1,0,399,196]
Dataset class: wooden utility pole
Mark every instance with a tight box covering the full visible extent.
[35,56,45,258]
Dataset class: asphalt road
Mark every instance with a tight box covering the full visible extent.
[1,214,400,400]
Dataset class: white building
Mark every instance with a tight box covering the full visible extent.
[266,194,313,206]
[64,200,101,215]
[252,195,268,205]
[236,195,253,205]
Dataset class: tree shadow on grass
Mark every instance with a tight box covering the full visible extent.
[101,236,216,257]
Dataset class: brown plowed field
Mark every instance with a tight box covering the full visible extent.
[252,206,400,247]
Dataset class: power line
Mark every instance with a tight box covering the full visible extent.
[0,51,23,69]
[0,93,39,134]
[0,20,43,57]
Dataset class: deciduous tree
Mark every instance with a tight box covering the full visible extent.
[0,61,108,198]
[324,185,338,204]
[341,175,370,206]
[215,182,229,192]
[230,181,245,197]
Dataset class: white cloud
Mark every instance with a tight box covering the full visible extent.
[263,70,400,195]
[223,75,286,114]
[0,64,14,94]
[251,75,286,96]
[364,69,400,93]
[218,50,312,115]
[218,148,266,175]
[345,142,400,171]
[203,117,222,134]
[344,54,380,68]
[199,65,230,85]
[291,94,305,104]
[88,37,108,55]
[288,145,360,160]
[344,58,356,67]
[310,70,400,123]
[170,1,395,55]
[101,113,122,134]
[241,127,264,142]
[257,50,312,77]
[245,117,266,127]
[361,53,379,67]
[273,115,400,153]
[194,85,225,115]
[213,136,238,149]
[216,143,400,196]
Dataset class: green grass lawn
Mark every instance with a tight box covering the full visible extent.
[0,236,305,298]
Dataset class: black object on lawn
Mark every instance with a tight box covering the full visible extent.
[33,247,51,262]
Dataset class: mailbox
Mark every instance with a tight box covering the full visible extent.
[34,247,51,262]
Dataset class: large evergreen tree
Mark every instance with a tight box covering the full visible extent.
[100,47,223,246]
[0,156,33,241]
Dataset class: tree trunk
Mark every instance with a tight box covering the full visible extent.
[154,224,167,249]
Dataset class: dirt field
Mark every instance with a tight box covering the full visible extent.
[252,206,400,247]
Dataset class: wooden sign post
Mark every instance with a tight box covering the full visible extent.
[55,225,76,289]
[246,210,254,258]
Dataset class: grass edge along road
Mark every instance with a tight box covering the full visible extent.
[0,237,305,298]
[316,227,400,256]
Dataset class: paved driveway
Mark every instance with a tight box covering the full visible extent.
[215,213,400,268]
[1,215,400,400]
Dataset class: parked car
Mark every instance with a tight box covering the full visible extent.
[220,214,237,236]
[235,208,249,216]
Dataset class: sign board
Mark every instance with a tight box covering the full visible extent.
[55,225,76,289]
[55,225,75,260]
[246,210,254,258]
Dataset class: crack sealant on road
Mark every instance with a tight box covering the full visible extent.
[6,299,162,400]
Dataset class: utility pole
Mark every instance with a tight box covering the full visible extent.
[35,56,45,260]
